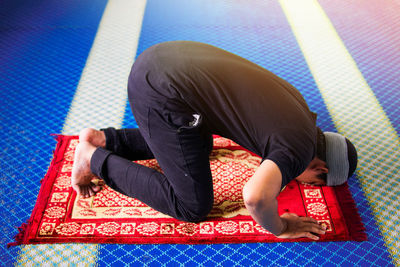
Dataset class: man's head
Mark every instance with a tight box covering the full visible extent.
[296,130,358,186]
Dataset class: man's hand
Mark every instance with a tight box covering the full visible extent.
[277,213,326,240]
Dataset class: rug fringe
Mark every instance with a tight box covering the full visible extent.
[335,182,367,241]
[7,223,28,248]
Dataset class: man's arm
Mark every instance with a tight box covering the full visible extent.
[242,159,326,240]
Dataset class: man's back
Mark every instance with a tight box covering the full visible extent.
[130,41,317,186]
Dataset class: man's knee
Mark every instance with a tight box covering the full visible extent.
[178,198,213,223]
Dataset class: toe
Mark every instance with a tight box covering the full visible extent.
[82,187,90,198]
[88,186,96,197]
[72,183,82,196]
[88,189,94,197]
[91,183,102,193]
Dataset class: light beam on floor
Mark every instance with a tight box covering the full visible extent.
[17,0,147,265]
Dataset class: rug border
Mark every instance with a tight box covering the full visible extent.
[334,183,367,241]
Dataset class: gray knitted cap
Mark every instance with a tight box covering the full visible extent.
[324,132,354,186]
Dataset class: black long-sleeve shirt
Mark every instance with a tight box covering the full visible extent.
[130,41,317,187]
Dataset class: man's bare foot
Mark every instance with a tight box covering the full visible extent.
[71,141,101,198]
[79,128,106,148]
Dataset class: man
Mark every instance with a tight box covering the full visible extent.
[71,41,357,240]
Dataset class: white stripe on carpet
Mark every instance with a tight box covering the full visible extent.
[17,0,147,265]
[279,0,400,264]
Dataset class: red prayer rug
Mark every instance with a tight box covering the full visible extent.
[10,135,366,246]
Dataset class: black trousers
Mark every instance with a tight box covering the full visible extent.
[90,93,214,222]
